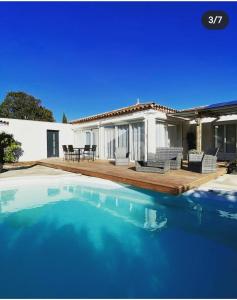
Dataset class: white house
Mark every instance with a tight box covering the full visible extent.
[72,102,182,161]
[0,118,73,161]
[1,100,237,162]
[72,100,237,162]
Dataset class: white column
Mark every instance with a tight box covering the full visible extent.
[196,118,202,152]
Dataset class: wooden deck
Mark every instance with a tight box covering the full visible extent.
[37,159,226,195]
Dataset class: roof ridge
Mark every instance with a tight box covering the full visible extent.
[70,101,177,124]
[70,102,155,123]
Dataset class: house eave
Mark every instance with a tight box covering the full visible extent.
[70,102,177,125]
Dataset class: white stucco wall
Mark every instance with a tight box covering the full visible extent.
[72,109,177,161]
[0,118,73,161]
[72,109,167,131]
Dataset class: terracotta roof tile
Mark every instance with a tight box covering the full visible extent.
[70,102,177,124]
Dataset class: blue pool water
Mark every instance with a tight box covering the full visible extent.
[0,177,237,298]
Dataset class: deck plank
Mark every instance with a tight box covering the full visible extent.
[38,159,226,195]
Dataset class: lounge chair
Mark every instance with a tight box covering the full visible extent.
[148,147,183,170]
[115,147,129,166]
[188,148,219,163]
[188,151,204,163]
[206,147,220,156]
[188,154,217,173]
[188,148,219,173]
[135,160,170,173]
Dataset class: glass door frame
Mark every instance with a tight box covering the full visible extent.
[214,123,237,154]
[130,121,145,162]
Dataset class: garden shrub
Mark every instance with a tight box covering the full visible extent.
[0,132,23,163]
[4,141,23,163]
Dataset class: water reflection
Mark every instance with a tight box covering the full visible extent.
[0,189,17,213]
[0,181,237,245]
[0,183,176,233]
[0,181,237,298]
[144,208,167,231]
[0,184,73,213]
[72,185,168,232]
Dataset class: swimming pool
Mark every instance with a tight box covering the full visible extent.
[0,175,236,298]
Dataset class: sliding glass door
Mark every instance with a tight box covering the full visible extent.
[105,126,115,159]
[214,124,237,154]
[226,124,236,153]
[156,122,181,147]
[85,131,91,145]
[131,122,145,161]
[167,124,179,147]
[118,125,129,153]
[214,125,224,152]
[156,122,167,147]
[92,128,99,157]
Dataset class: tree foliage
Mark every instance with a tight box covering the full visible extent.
[0,92,55,122]
[0,132,23,164]
[62,112,68,123]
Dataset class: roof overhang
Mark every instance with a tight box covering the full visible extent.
[70,102,177,125]
[170,101,237,120]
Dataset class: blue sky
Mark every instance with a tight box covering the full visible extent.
[0,2,236,122]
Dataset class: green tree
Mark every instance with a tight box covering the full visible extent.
[0,91,55,122]
[62,112,68,123]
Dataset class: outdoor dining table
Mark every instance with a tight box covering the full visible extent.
[72,147,94,162]
[71,147,83,162]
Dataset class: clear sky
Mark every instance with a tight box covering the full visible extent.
[0,2,236,122]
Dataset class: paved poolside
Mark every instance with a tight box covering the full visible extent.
[199,174,237,192]
[0,165,71,178]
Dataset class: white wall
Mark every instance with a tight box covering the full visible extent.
[0,118,73,161]
[73,109,168,161]
[72,109,167,131]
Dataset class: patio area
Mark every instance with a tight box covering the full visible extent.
[38,159,226,195]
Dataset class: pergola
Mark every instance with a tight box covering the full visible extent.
[171,100,237,152]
